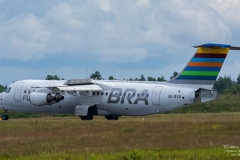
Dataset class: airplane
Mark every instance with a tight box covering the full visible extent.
[1,43,240,121]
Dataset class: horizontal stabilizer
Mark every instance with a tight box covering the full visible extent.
[192,43,240,50]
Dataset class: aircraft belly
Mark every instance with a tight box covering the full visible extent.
[98,102,152,116]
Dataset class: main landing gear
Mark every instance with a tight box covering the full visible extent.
[1,111,9,120]
[105,115,119,120]
[78,106,119,121]
[79,113,93,120]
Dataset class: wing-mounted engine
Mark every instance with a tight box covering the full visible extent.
[195,88,218,103]
[31,78,113,107]
[29,92,64,106]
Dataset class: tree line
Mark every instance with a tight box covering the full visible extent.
[1,72,240,94]
[89,71,178,81]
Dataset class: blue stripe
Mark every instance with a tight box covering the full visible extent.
[185,66,221,71]
[201,43,231,48]
[191,58,225,62]
[176,75,217,80]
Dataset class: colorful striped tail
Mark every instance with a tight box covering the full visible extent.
[169,43,240,88]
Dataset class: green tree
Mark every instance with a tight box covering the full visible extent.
[213,75,233,93]
[147,76,156,81]
[109,76,115,80]
[157,76,166,81]
[0,84,5,93]
[170,71,178,79]
[139,74,145,81]
[237,73,240,84]
[46,75,61,80]
[90,71,102,80]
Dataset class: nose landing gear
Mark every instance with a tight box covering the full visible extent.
[2,115,9,120]
[1,110,9,120]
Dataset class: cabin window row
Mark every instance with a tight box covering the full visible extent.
[92,92,149,97]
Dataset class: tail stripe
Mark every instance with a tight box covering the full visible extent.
[177,75,217,80]
[181,71,219,76]
[191,58,225,62]
[197,48,229,54]
[188,62,223,67]
[194,53,227,58]
[185,66,221,71]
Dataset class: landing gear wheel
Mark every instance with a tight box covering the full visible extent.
[113,115,118,120]
[105,115,119,120]
[2,115,9,120]
[80,113,93,120]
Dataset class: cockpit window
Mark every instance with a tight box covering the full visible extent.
[4,87,11,93]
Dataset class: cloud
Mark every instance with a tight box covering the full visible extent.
[0,14,50,60]
[207,0,240,28]
[0,0,237,63]
[0,62,184,85]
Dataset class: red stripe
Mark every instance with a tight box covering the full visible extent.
[194,53,227,58]
[188,62,223,67]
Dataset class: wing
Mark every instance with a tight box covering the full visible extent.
[32,79,104,96]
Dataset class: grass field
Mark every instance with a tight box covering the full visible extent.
[1,113,240,159]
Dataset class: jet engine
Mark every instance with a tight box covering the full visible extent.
[30,92,64,106]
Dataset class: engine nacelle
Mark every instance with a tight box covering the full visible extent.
[55,93,64,102]
[30,92,64,106]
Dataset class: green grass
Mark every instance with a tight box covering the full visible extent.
[0,148,237,160]
[1,113,240,159]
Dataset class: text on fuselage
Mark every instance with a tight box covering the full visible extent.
[107,88,149,105]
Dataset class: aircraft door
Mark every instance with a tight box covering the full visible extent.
[14,82,24,101]
[152,87,162,106]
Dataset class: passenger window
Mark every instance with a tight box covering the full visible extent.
[24,90,26,93]
[128,93,131,96]
[106,92,108,96]
[147,94,149,97]
[97,92,99,95]
[120,93,122,96]
[28,90,31,93]
[101,92,103,95]
[93,92,95,95]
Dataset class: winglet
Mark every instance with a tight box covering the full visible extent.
[191,43,240,50]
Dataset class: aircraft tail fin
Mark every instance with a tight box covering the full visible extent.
[168,43,240,89]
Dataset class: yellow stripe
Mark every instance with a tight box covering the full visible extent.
[197,48,230,54]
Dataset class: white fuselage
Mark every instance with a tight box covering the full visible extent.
[0,80,196,116]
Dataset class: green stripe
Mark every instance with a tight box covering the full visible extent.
[181,71,219,76]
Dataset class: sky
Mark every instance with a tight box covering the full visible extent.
[0,0,240,85]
